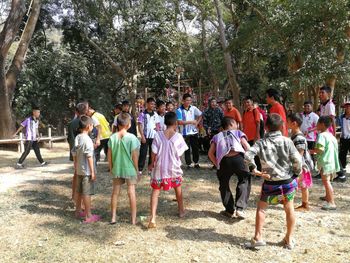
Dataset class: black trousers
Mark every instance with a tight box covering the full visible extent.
[94,138,109,162]
[138,138,153,171]
[217,154,251,213]
[18,141,44,164]
[184,134,200,165]
[339,138,350,176]
[248,140,262,172]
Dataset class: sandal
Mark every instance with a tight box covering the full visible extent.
[244,238,266,249]
[83,214,101,224]
[280,238,295,250]
[147,222,156,229]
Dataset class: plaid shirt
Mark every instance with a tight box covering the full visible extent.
[245,131,302,181]
[203,107,224,132]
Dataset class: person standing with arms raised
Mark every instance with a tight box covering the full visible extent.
[176,93,202,169]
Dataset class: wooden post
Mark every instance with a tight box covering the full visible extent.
[19,132,24,153]
[48,127,52,148]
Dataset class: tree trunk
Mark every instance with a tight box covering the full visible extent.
[0,0,27,139]
[200,14,219,96]
[213,0,241,109]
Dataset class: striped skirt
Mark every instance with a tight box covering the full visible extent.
[260,178,298,205]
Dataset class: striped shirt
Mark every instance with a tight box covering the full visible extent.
[245,131,302,181]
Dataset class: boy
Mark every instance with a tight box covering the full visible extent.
[208,117,251,219]
[156,100,166,131]
[319,86,336,135]
[334,101,350,182]
[311,116,340,210]
[244,114,302,250]
[224,98,242,129]
[71,116,100,223]
[287,113,314,211]
[166,101,175,112]
[176,93,202,169]
[266,88,288,136]
[13,106,48,169]
[108,113,140,225]
[137,97,158,173]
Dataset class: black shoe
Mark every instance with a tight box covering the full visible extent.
[41,161,49,166]
[333,176,346,183]
[194,164,200,169]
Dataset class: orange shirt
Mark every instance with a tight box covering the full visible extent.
[270,102,288,136]
[242,109,260,141]
[224,107,242,123]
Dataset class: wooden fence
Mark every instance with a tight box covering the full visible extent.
[0,128,67,153]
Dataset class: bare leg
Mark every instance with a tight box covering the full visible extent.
[110,182,121,223]
[253,201,268,241]
[322,176,335,204]
[301,188,309,204]
[72,174,77,204]
[283,199,295,245]
[75,193,82,218]
[127,184,137,225]
[174,186,185,217]
[82,194,92,219]
[150,189,160,224]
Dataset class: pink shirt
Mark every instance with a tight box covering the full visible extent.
[151,131,188,180]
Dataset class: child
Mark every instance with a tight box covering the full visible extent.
[108,113,140,225]
[13,106,48,169]
[208,117,251,219]
[147,112,188,228]
[166,101,175,112]
[156,100,166,131]
[287,113,314,211]
[311,116,340,210]
[244,113,302,250]
[71,116,101,223]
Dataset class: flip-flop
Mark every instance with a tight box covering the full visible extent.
[244,238,266,249]
[83,214,101,224]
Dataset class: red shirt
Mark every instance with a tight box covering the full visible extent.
[224,107,242,123]
[242,108,261,141]
[270,102,288,136]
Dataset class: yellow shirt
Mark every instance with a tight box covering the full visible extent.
[92,112,112,139]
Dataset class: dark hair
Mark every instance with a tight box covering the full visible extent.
[146,97,155,103]
[117,112,131,127]
[266,113,283,132]
[182,93,192,100]
[221,116,236,130]
[318,116,332,128]
[122,100,130,105]
[76,102,88,115]
[225,98,233,103]
[320,85,332,94]
[304,101,312,105]
[156,100,165,108]
[114,103,122,110]
[32,106,40,111]
[166,101,174,107]
[287,113,303,127]
[244,96,254,102]
[78,116,93,133]
[164,111,177,126]
[266,88,280,100]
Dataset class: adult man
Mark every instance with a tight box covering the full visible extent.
[266,88,288,136]
[224,98,242,129]
[87,106,111,162]
[138,97,158,173]
[203,98,224,138]
[300,101,319,151]
[334,102,350,182]
[242,96,262,171]
[176,93,202,169]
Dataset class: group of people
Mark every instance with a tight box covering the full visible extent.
[12,85,349,250]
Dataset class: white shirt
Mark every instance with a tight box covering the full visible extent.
[156,114,166,131]
[176,105,202,136]
[137,111,159,139]
[300,112,319,142]
[320,100,335,117]
[341,116,350,139]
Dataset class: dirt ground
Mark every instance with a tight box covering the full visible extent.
[0,142,349,263]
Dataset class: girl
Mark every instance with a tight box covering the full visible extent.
[208,116,251,219]
[148,112,188,228]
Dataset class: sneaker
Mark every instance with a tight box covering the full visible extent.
[321,202,337,210]
[194,164,200,169]
[333,175,346,183]
[41,161,49,166]
[235,210,247,219]
[15,163,24,169]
